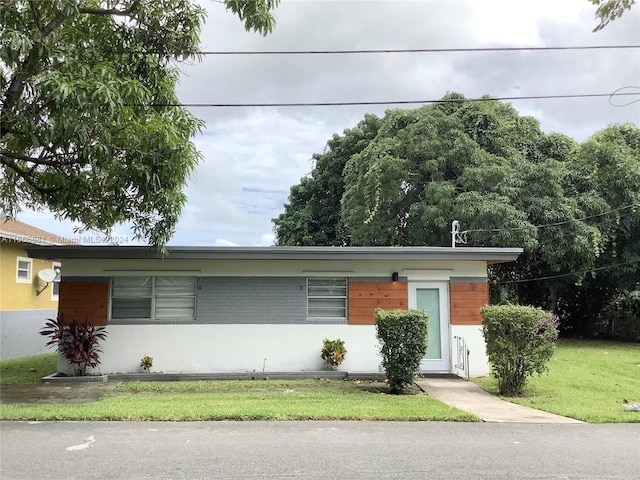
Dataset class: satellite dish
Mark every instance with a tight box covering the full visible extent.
[38,269,57,283]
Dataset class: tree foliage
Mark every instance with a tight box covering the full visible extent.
[1,0,279,247]
[590,0,636,31]
[274,94,640,334]
[555,123,640,335]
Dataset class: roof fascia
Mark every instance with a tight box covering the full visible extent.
[25,246,523,263]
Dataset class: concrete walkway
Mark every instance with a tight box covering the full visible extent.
[415,377,583,423]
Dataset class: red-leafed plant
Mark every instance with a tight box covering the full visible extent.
[40,315,108,376]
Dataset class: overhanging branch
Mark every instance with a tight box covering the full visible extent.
[79,0,142,17]
[0,155,62,195]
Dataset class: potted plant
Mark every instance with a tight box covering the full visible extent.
[321,338,347,370]
[140,355,153,372]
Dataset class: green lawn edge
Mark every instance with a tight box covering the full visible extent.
[0,353,57,385]
[473,339,640,423]
[0,379,479,422]
[3,340,639,422]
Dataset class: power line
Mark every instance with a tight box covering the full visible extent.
[462,203,639,234]
[494,258,640,284]
[196,45,640,55]
[149,91,640,108]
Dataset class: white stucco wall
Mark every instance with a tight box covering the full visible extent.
[450,324,490,377]
[59,324,384,375]
[58,323,490,377]
[61,258,490,279]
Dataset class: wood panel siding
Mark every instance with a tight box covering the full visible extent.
[348,281,408,325]
[59,281,109,326]
[449,282,488,325]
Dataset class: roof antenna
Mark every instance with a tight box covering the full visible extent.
[451,220,460,248]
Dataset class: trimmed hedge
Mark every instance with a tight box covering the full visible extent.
[375,308,429,394]
[481,304,558,395]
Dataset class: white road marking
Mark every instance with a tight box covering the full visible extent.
[66,435,95,451]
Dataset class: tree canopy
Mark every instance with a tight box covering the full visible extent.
[274,94,640,333]
[590,0,636,31]
[1,0,279,247]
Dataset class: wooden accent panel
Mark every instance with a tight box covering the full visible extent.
[348,281,408,325]
[59,281,109,326]
[450,282,488,325]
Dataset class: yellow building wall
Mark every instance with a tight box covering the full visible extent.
[0,241,60,311]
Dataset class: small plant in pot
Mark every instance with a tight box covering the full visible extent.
[321,338,347,370]
[140,355,153,372]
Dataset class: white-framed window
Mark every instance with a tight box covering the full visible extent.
[51,263,61,301]
[16,257,32,283]
[154,277,197,320]
[307,277,347,320]
[111,276,196,322]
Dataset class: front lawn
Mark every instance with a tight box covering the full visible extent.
[3,340,638,422]
[474,339,640,423]
[0,353,57,385]
[0,378,478,421]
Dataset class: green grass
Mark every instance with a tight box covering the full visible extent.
[0,353,57,385]
[115,378,424,394]
[474,339,640,423]
[0,379,478,421]
[3,340,638,422]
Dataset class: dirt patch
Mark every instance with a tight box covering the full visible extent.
[0,382,121,404]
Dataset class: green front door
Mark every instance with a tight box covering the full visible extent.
[410,282,450,372]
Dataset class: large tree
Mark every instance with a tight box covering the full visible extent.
[1,0,279,247]
[274,94,639,330]
[555,123,640,335]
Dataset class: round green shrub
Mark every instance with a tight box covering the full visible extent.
[481,304,558,396]
[375,308,429,394]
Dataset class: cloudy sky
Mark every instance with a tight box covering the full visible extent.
[19,0,640,246]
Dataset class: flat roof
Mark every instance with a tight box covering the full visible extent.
[25,245,522,264]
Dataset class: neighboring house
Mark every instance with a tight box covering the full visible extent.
[25,245,521,377]
[0,219,72,360]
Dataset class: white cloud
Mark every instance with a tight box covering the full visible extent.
[257,233,276,246]
[213,238,238,247]
[169,108,337,245]
[467,0,587,45]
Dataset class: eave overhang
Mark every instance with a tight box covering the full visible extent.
[25,245,522,264]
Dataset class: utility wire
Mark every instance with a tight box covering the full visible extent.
[462,203,639,234]
[149,91,640,107]
[493,258,640,284]
[196,45,640,55]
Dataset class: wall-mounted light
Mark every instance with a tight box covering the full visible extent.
[391,272,399,282]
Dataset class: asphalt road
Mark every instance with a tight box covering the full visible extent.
[1,421,638,479]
